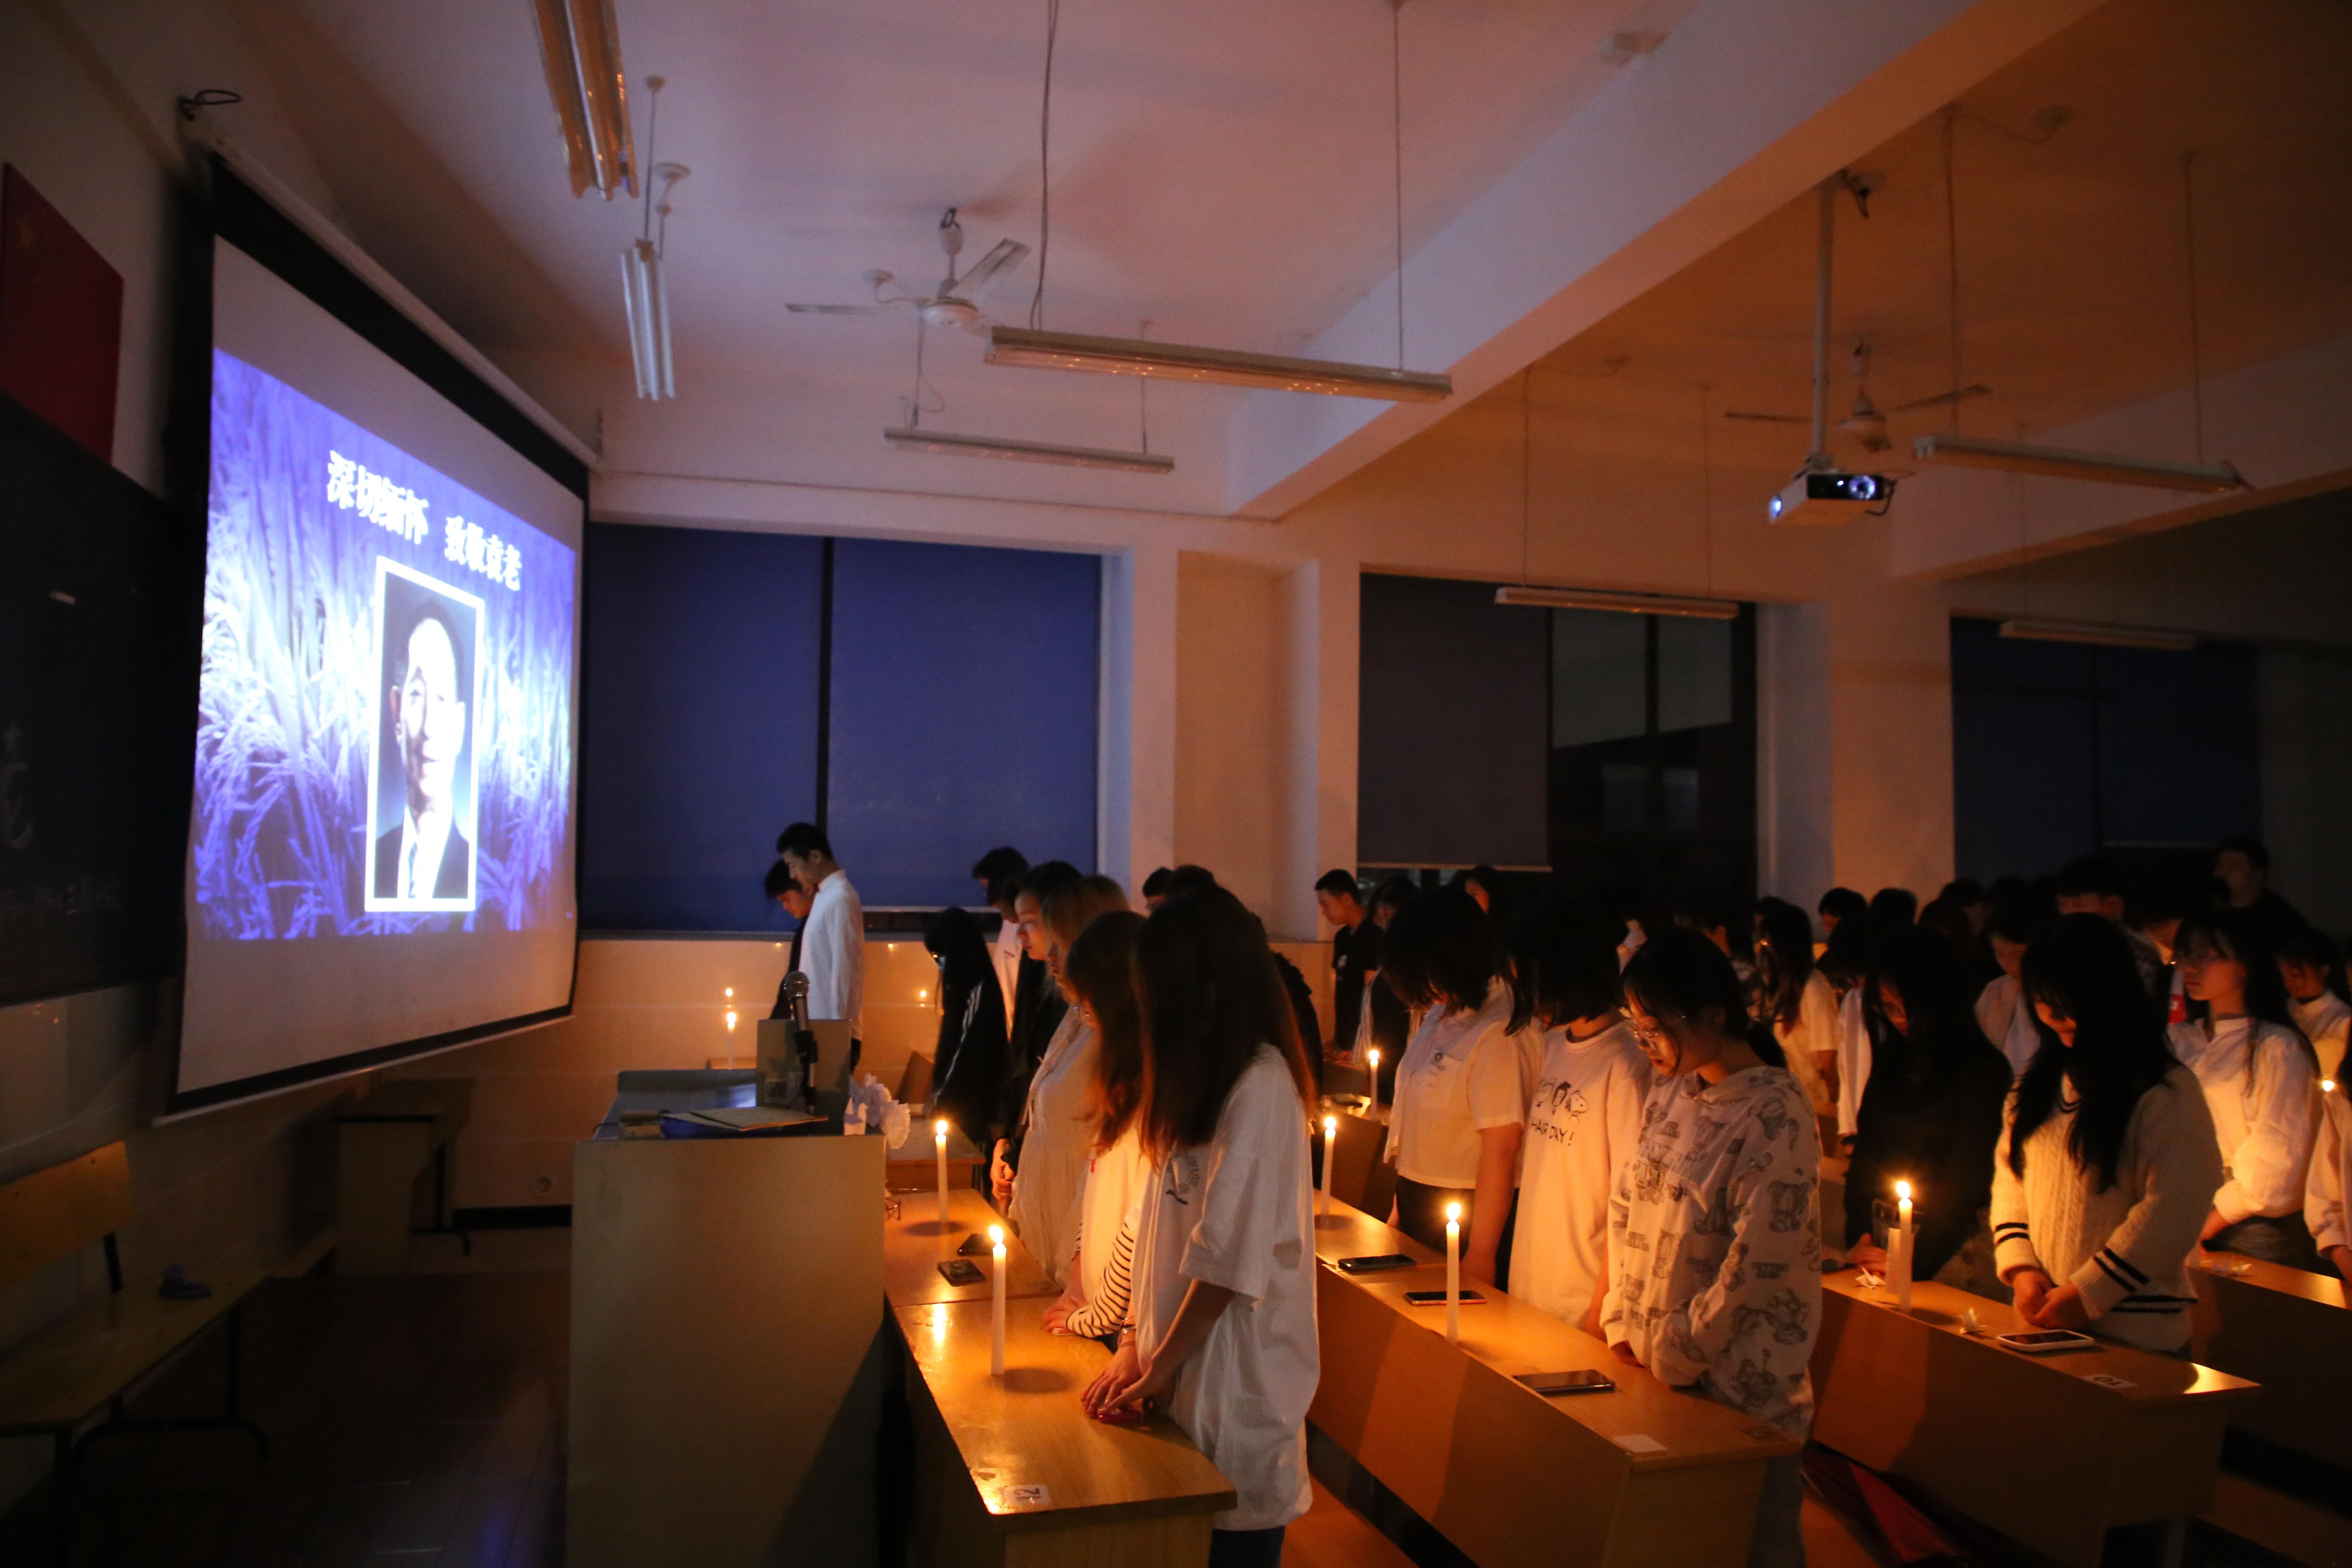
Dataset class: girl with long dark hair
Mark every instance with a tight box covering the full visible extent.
[1005,875,1129,1286]
[1043,911,1149,1343]
[2170,907,2322,1266]
[1504,901,1650,1335]
[1603,928,1815,1568]
[1842,928,2012,1291]
[1381,887,1533,1285]
[921,906,1009,1153]
[1989,916,2221,1351]
[1755,901,1838,1133]
[1081,888,1318,1568]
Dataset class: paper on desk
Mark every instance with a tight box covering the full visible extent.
[672,1106,823,1133]
[1612,1434,1666,1454]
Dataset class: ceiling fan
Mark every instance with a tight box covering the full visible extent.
[786,207,1029,335]
[1725,337,1990,454]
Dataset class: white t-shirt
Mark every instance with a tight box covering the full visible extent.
[1975,974,2045,1080]
[1513,1020,1651,1328]
[1073,1128,1149,1305]
[802,869,865,1031]
[2293,991,2350,1082]
[1009,1010,1096,1286]
[1773,971,1840,1118]
[1389,981,1528,1188]
[1131,1047,1318,1532]
[2168,1017,2319,1223]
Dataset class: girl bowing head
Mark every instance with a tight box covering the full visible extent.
[1082,886,1319,1568]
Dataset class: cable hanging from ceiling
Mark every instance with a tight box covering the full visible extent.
[1029,0,1061,331]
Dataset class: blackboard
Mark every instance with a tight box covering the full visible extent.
[0,390,196,1004]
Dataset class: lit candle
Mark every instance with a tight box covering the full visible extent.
[1366,1049,1381,1118]
[1445,1200,1462,1344]
[1320,1117,1337,1216]
[935,1119,951,1226]
[1893,1179,1914,1311]
[989,1224,1007,1377]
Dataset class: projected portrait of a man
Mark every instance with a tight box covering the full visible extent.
[368,563,482,911]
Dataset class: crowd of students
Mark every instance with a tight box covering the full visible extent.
[788,833,2349,1568]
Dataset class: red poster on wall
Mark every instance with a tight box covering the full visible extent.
[0,164,124,464]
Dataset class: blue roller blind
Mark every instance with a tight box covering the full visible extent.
[580,523,821,931]
[828,537,1099,906]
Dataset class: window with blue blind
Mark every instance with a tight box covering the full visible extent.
[580,525,1099,930]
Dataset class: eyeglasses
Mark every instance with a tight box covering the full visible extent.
[1628,1015,1675,1049]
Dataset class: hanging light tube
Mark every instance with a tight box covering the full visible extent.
[1494,585,1740,620]
[1997,619,2196,652]
[985,326,1452,403]
[622,236,673,400]
[882,426,1173,475]
[530,0,635,199]
[1912,433,2246,493]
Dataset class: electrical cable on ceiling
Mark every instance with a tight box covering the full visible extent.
[1138,319,1152,454]
[1519,367,1532,585]
[1700,383,1714,597]
[1942,106,1963,435]
[2181,151,2206,462]
[1029,0,1062,331]
[1391,0,1406,372]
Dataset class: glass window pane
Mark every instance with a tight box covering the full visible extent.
[1657,616,1732,734]
[1552,609,1647,748]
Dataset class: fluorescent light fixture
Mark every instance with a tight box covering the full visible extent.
[986,327,1452,403]
[882,426,1174,475]
[622,237,674,399]
[1998,619,2196,652]
[1913,433,2246,493]
[531,0,635,199]
[1494,585,1740,620]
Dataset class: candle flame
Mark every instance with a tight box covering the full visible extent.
[1445,1201,1461,1223]
[724,986,734,998]
[1368,1049,1379,1066]
[1895,1179,1912,1201]
[724,1009,738,1031]
[2325,1079,2338,1094]
[936,1119,949,1136]
[1323,1115,1337,1136]
[989,1225,1004,1246]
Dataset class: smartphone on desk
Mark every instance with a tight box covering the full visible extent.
[1336,1254,1415,1274]
[1997,1329,2097,1354]
[955,1234,994,1258]
[1403,1289,1485,1306]
[1516,1370,1615,1396]
[937,1259,985,1287]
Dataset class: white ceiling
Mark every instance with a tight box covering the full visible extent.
[228,0,1699,436]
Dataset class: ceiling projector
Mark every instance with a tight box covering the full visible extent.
[1768,469,1891,525]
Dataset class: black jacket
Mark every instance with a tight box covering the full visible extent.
[932,970,1010,1151]
[1844,1032,2013,1278]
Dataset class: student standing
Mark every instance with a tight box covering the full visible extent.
[2278,926,2351,1081]
[2169,909,2322,1268]
[1822,915,1878,1148]
[1841,929,2012,1292]
[1990,915,2222,1352]
[1817,887,1868,941]
[762,864,812,1013]
[1603,928,1818,1568]
[1382,888,1531,1286]
[1043,911,1151,1342]
[1504,901,1649,1335]
[2213,837,2303,941]
[1083,888,1319,1568]
[1755,902,1839,1133]
[1975,890,2056,1080]
[776,823,863,1038]
[972,846,1029,1021]
[2055,854,2167,1004]
[1314,870,1373,1059]
[1007,875,1129,1285]
[922,906,1010,1153]
[995,862,1082,1205]
[1355,875,1418,1105]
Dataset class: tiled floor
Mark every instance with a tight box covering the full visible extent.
[0,1247,567,1567]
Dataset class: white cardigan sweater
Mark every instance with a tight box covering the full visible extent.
[1989,1066,2222,1351]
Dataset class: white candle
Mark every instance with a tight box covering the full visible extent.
[989,1225,1007,1377]
[1445,1200,1462,1344]
[1366,1049,1381,1118]
[936,1120,951,1226]
[1894,1179,1914,1311]
[1320,1116,1337,1216]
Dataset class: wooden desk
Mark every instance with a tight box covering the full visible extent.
[1811,1270,2258,1568]
[895,1294,1234,1568]
[335,1078,471,1273]
[2187,1249,2352,1468]
[885,1188,1061,1309]
[1308,1200,1794,1568]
